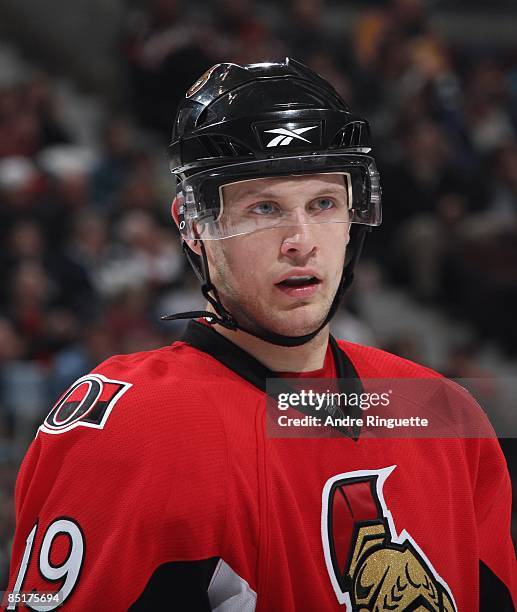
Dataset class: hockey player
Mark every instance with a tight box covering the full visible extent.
[4,60,516,611]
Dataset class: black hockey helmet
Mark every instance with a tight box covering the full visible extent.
[164,58,381,346]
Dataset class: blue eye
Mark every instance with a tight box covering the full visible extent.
[312,198,334,211]
[250,201,278,215]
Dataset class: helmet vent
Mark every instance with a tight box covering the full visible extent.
[213,135,237,157]
[331,121,368,149]
[199,135,253,158]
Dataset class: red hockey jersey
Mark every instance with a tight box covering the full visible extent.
[4,321,516,611]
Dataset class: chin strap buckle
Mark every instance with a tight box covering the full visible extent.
[201,284,238,330]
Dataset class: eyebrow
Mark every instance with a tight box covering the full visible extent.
[224,184,347,202]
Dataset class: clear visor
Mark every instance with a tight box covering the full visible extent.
[177,154,381,240]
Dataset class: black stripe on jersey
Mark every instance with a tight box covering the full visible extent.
[479,560,515,611]
[182,320,364,439]
[128,557,219,611]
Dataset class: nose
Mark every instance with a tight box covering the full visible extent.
[279,217,318,260]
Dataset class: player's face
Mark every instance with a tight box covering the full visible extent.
[201,173,350,338]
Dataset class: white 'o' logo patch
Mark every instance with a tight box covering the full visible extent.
[41,374,132,435]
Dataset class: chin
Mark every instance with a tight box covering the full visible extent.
[225,293,330,338]
[255,307,327,338]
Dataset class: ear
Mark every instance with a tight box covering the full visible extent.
[171,197,202,255]
[170,196,180,225]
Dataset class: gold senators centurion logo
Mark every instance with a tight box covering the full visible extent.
[321,466,457,611]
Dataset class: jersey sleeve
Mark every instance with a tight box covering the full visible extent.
[4,356,230,611]
[471,436,516,610]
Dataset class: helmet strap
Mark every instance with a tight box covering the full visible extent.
[161,240,238,330]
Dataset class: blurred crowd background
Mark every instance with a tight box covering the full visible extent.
[1,0,516,587]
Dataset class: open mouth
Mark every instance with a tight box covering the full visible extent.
[276,276,321,288]
[275,275,322,297]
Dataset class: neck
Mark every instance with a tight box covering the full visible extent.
[206,305,330,372]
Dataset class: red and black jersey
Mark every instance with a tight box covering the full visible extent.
[4,321,516,611]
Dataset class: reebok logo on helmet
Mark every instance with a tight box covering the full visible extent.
[265,125,318,147]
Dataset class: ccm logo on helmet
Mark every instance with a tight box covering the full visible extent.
[265,125,318,147]
[40,374,132,435]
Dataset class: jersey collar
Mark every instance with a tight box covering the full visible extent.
[181,320,363,438]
